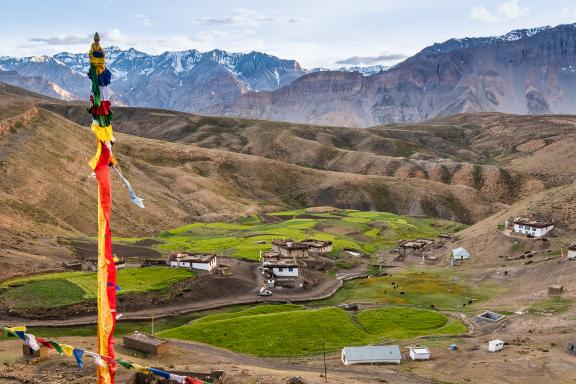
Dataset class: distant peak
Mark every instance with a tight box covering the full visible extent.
[497,25,551,41]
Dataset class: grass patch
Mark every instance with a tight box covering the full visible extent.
[311,269,498,311]
[357,307,466,338]
[159,305,466,357]
[148,209,465,260]
[0,267,195,309]
[528,297,572,315]
[1,279,86,310]
[194,304,304,324]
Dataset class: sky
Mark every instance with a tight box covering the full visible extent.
[2,0,576,68]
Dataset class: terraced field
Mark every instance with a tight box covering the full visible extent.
[159,305,466,356]
[0,267,195,310]
[151,209,465,260]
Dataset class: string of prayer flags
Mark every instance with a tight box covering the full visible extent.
[0,326,210,384]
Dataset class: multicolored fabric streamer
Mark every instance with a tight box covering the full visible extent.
[86,32,144,384]
[0,327,209,384]
[88,32,117,384]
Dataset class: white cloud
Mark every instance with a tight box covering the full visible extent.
[27,34,91,46]
[193,8,307,27]
[496,0,530,19]
[133,14,162,27]
[336,53,407,65]
[561,6,576,18]
[470,0,530,23]
[470,6,500,23]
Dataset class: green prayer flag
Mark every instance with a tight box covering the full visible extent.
[49,341,64,354]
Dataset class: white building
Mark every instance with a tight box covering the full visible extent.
[341,346,401,365]
[512,217,554,237]
[262,260,299,278]
[452,247,471,261]
[409,347,431,361]
[567,244,576,260]
[168,253,217,272]
[488,339,504,352]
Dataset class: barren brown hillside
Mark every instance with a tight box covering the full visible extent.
[0,83,503,275]
[46,105,548,204]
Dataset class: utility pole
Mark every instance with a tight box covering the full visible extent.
[323,342,327,382]
[151,315,155,335]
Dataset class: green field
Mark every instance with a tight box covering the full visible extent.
[159,305,466,356]
[0,267,195,310]
[150,209,465,260]
[312,269,499,311]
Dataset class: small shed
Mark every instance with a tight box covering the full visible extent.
[341,345,401,365]
[549,285,564,295]
[123,332,170,356]
[22,344,49,359]
[566,343,576,355]
[488,339,504,352]
[63,261,83,271]
[409,347,431,361]
[452,247,470,260]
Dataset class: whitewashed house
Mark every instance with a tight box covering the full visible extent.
[168,253,217,272]
[512,217,554,237]
[341,346,402,365]
[409,347,431,361]
[567,244,576,261]
[488,339,504,352]
[262,259,299,278]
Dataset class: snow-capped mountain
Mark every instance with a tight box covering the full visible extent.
[211,23,576,127]
[419,25,553,55]
[0,47,306,111]
[311,65,389,76]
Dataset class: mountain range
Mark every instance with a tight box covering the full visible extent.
[1,23,576,126]
[4,81,576,275]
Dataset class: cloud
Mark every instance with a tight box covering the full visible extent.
[561,6,576,18]
[27,34,91,46]
[469,0,530,23]
[133,13,162,27]
[193,8,307,27]
[336,53,407,65]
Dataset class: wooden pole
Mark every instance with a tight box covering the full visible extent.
[323,342,327,382]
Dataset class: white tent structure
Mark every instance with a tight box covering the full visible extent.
[452,247,471,260]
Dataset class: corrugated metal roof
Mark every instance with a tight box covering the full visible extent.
[342,346,401,362]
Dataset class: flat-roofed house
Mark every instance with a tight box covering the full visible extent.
[271,240,309,258]
[168,252,217,272]
[341,345,402,365]
[512,217,554,237]
[299,239,333,255]
[262,252,299,278]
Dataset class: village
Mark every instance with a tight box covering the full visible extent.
[18,212,571,374]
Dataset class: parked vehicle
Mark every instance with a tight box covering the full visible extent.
[256,287,272,296]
